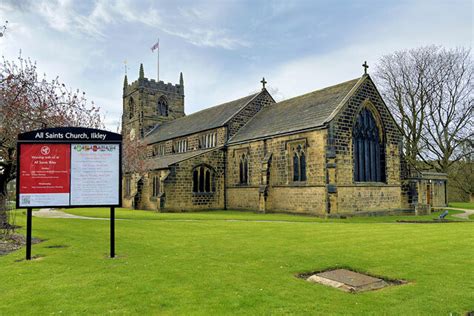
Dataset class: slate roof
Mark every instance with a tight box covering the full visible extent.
[145,92,260,144]
[229,77,363,144]
[148,147,221,170]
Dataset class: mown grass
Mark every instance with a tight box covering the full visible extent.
[0,209,473,315]
[449,202,474,210]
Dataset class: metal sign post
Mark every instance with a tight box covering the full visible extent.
[110,207,115,258]
[26,208,32,260]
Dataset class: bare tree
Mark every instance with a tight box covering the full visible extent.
[375,46,441,167]
[448,140,473,202]
[423,48,473,173]
[0,54,103,228]
[375,46,473,173]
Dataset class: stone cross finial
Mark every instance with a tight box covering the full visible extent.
[260,77,267,89]
[362,61,369,75]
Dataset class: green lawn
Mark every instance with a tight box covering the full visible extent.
[449,202,474,210]
[1,209,473,315]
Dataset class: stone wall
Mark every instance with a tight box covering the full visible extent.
[227,130,328,214]
[336,185,401,213]
[226,187,259,210]
[227,90,274,137]
[268,186,326,215]
[161,148,226,211]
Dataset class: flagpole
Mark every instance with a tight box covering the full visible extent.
[156,38,160,82]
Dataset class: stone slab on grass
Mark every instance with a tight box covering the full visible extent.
[304,268,404,293]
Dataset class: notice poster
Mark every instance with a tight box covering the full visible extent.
[19,144,71,207]
[70,144,120,206]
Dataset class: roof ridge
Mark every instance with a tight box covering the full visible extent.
[145,91,261,142]
[146,93,258,137]
[223,90,265,125]
[228,76,363,144]
[186,91,259,117]
[275,77,361,105]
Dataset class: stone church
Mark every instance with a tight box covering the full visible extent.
[121,63,447,216]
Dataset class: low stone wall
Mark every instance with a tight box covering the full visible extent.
[268,186,326,215]
[336,185,401,214]
[226,187,259,210]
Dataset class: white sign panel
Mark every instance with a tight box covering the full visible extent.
[70,144,120,206]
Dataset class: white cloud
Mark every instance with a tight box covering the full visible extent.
[161,27,250,50]
[7,0,248,49]
[0,0,471,132]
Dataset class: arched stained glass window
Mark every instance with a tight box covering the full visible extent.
[293,153,299,181]
[193,165,215,193]
[300,152,306,181]
[205,170,211,192]
[199,166,205,192]
[292,144,306,182]
[353,108,385,182]
[239,159,243,183]
[239,154,249,184]
[193,170,199,192]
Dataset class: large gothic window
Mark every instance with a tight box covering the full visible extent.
[239,154,249,184]
[353,108,386,182]
[193,165,214,193]
[157,96,168,116]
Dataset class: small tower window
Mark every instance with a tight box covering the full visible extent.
[128,97,135,119]
[157,96,168,116]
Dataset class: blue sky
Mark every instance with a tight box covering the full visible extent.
[0,0,472,130]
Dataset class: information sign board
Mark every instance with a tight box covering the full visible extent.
[16,127,122,259]
[16,127,122,208]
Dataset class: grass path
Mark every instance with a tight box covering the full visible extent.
[34,208,108,220]
[445,207,474,219]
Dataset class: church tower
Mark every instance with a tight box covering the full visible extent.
[122,64,185,140]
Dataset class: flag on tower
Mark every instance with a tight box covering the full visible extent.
[151,40,159,52]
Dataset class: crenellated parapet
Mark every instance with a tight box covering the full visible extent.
[125,78,184,96]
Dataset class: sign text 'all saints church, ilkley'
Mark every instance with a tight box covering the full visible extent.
[34,131,108,141]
